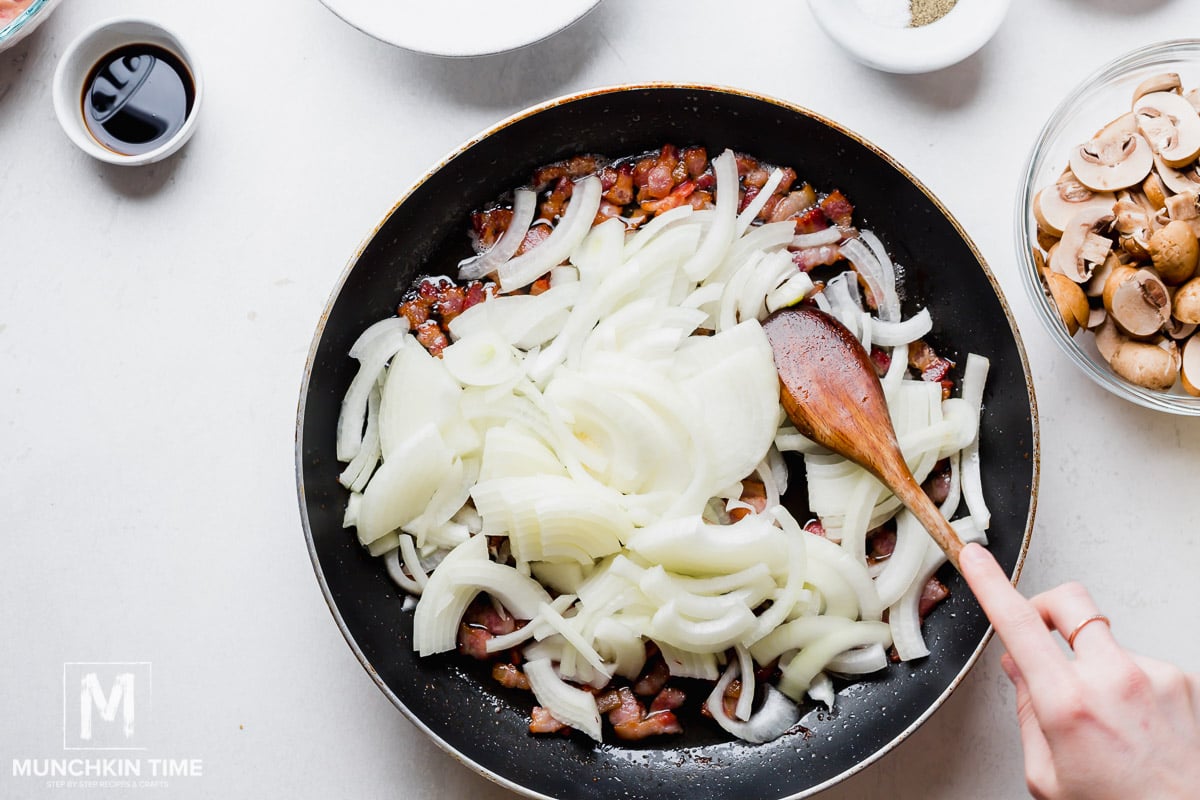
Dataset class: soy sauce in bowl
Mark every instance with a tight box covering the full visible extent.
[82,44,194,156]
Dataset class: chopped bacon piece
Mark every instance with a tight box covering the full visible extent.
[650,687,686,713]
[792,245,842,272]
[565,154,599,178]
[820,189,854,228]
[462,280,489,310]
[869,346,892,377]
[514,223,551,257]
[398,298,429,327]
[601,163,634,205]
[909,339,956,397]
[607,688,644,726]
[595,689,622,714]
[867,527,897,566]
[595,201,625,225]
[530,706,569,734]
[729,477,768,522]
[643,163,675,200]
[433,285,466,324]
[457,624,492,660]
[688,190,714,210]
[793,205,831,234]
[734,154,761,177]
[539,176,574,221]
[923,459,953,506]
[462,597,517,636]
[472,207,513,250]
[681,146,707,179]
[493,663,531,691]
[641,179,696,215]
[739,183,761,213]
[743,167,771,190]
[633,657,670,697]
[613,711,683,740]
[693,172,716,192]
[804,519,827,538]
[531,164,568,191]
[918,576,951,618]
[529,277,552,295]
[415,319,449,356]
[769,190,813,224]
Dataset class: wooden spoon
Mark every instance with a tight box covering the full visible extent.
[762,306,965,571]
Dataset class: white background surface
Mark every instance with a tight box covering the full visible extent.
[2,1,1198,798]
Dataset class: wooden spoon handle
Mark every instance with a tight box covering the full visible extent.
[886,465,965,573]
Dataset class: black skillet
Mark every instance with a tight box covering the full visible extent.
[296,85,1039,800]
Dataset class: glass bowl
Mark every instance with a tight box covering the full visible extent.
[0,0,63,53]
[1016,39,1200,415]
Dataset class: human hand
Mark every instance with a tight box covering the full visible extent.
[958,542,1200,800]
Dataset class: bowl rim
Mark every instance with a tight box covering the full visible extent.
[1015,38,1200,416]
[295,81,1041,800]
[0,0,53,40]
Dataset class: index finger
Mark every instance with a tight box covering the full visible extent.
[959,543,1071,695]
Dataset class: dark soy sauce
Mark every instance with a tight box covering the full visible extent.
[82,44,195,156]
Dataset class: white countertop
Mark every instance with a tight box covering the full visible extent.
[2,1,1198,798]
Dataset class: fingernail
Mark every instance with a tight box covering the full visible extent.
[959,542,987,567]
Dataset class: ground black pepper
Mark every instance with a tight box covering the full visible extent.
[910,0,956,26]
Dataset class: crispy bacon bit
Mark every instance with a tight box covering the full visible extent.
[650,687,687,713]
[529,277,552,295]
[793,205,831,234]
[601,163,634,205]
[909,339,956,398]
[689,190,714,210]
[463,280,489,310]
[633,657,670,697]
[472,207,514,250]
[820,189,854,228]
[867,527,898,566]
[398,298,429,327]
[531,164,568,191]
[415,320,449,356]
[595,689,623,714]
[514,223,552,257]
[641,179,696,215]
[458,625,492,660]
[739,183,761,213]
[693,172,716,192]
[769,190,814,224]
[923,459,953,506]
[607,687,644,726]
[793,245,842,272]
[565,154,599,178]
[614,711,684,740]
[918,576,951,619]
[539,176,574,221]
[869,346,892,377]
[493,663,531,691]
[530,706,569,734]
[729,477,768,522]
[681,146,707,179]
[433,284,466,324]
[804,519,827,538]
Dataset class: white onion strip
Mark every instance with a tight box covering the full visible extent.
[459,188,537,280]
[498,177,603,292]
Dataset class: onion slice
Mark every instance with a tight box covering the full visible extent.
[459,188,537,281]
[498,177,603,292]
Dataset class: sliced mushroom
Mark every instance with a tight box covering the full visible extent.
[1166,189,1199,221]
[1182,335,1200,396]
[1164,315,1197,340]
[1148,219,1200,284]
[1143,172,1169,210]
[1133,73,1183,105]
[1045,271,1090,335]
[1050,206,1114,282]
[1033,170,1116,236]
[1174,276,1200,324]
[1113,191,1153,258]
[1135,92,1200,168]
[1087,307,1108,330]
[1086,251,1122,298]
[1108,267,1171,337]
[1155,154,1200,194]
[1070,114,1155,191]
[1189,88,1200,114]
[1037,225,1061,252]
[1110,337,1180,390]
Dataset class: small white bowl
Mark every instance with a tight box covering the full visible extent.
[809,0,1010,74]
[52,17,202,166]
[0,0,63,53]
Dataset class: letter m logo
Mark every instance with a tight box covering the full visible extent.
[64,662,151,750]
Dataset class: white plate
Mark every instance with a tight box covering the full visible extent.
[320,0,601,57]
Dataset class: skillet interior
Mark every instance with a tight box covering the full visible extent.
[297,85,1038,800]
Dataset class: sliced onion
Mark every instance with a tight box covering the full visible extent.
[524,658,603,742]
[682,149,738,281]
[842,236,900,323]
[871,308,932,347]
[336,321,411,462]
[960,354,991,531]
[459,188,537,281]
[792,228,842,248]
[826,643,889,675]
[735,168,784,237]
[498,177,603,292]
[704,660,801,743]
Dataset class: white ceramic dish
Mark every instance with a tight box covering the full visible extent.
[52,17,203,167]
[0,0,63,53]
[808,0,1010,74]
[319,0,600,57]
